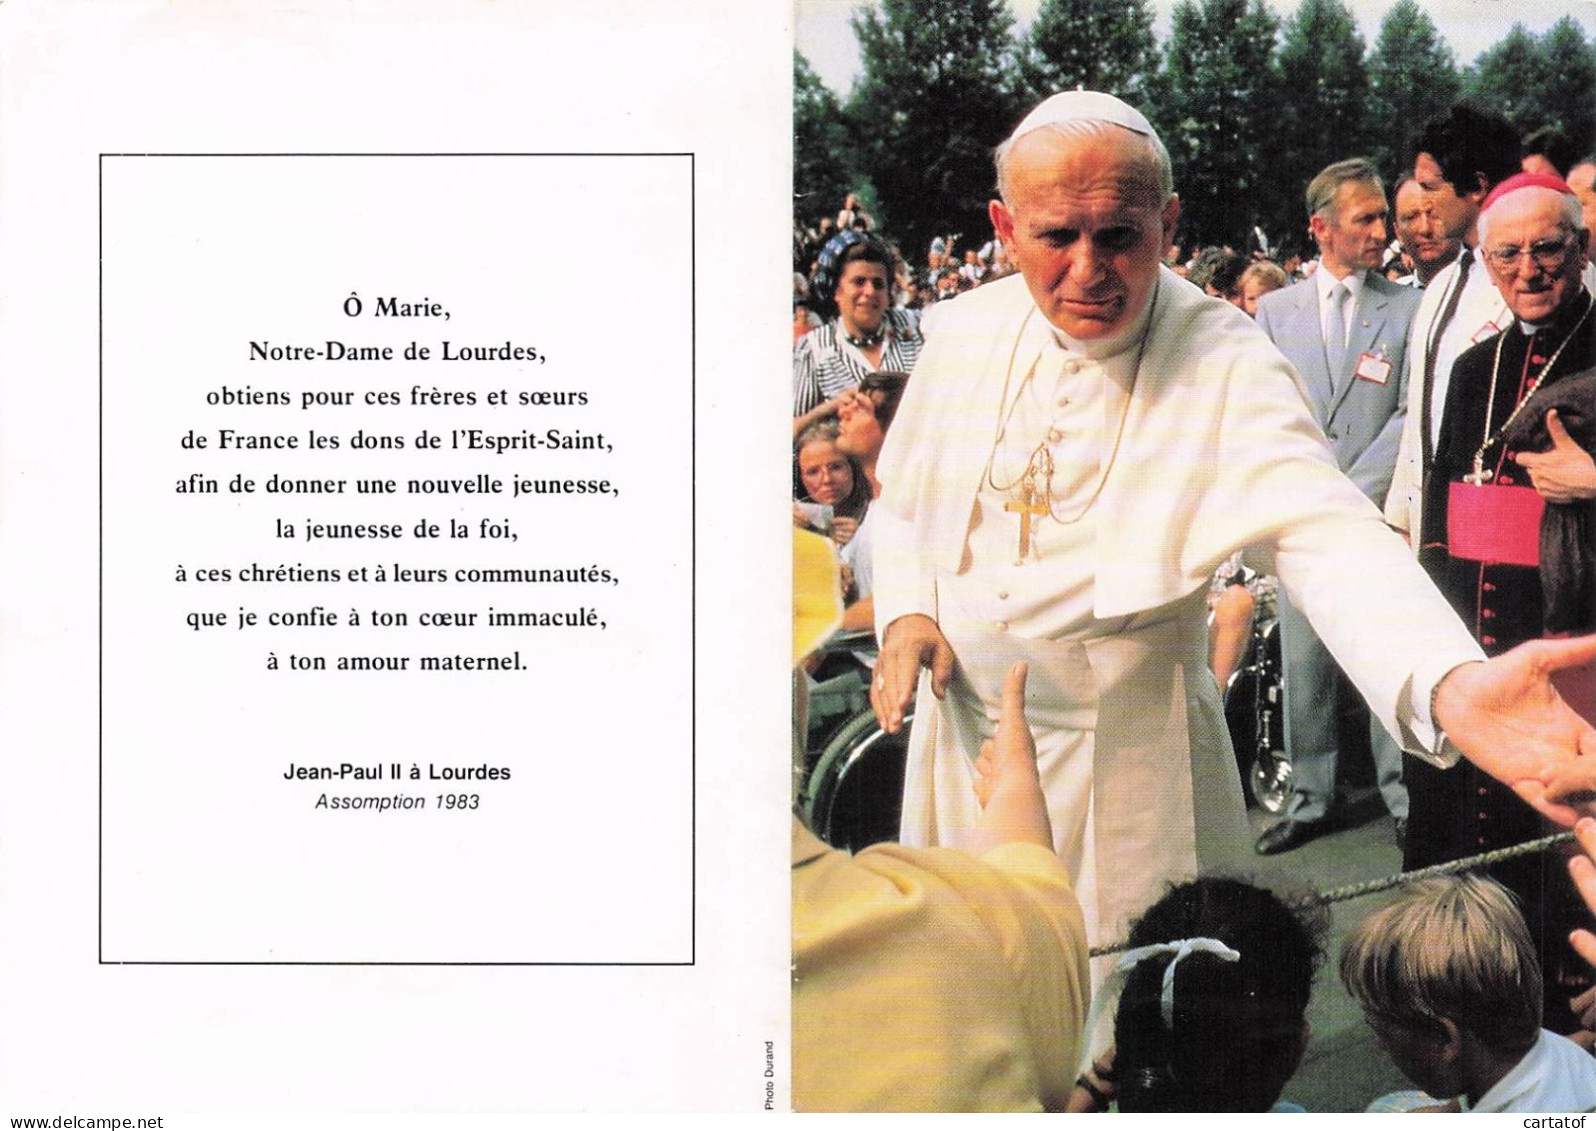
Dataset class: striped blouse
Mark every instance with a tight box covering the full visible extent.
[792,309,923,416]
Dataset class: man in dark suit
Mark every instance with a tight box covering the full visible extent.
[1254,158,1423,854]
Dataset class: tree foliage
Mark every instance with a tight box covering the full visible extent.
[1018,0,1158,107]
[1533,17,1596,163]
[1275,0,1370,202]
[1466,24,1544,134]
[1465,19,1596,171]
[1366,0,1461,182]
[1155,0,1281,250]
[794,50,859,230]
[846,0,1022,257]
[792,1,1596,263]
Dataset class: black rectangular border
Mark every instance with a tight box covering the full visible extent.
[99,152,696,966]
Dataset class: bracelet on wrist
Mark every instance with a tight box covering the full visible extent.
[1075,1073,1112,1110]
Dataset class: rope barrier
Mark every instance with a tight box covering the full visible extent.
[1087,830,1578,959]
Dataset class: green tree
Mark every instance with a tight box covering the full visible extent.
[1365,0,1460,182]
[1465,24,1546,135]
[847,0,1023,258]
[1018,0,1158,107]
[1274,0,1370,217]
[793,50,859,237]
[1533,17,1596,163]
[1155,0,1281,250]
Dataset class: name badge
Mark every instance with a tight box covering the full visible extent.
[1354,351,1391,385]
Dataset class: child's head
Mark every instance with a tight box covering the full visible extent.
[1340,875,1541,1099]
[1113,877,1326,1112]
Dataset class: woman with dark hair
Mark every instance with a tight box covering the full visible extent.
[793,419,871,548]
[1072,876,1327,1113]
[793,231,923,431]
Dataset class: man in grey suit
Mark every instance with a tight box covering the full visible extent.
[1254,158,1422,854]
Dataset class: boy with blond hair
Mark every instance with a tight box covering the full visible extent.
[1342,874,1596,1112]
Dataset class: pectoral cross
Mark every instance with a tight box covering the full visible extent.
[1464,453,1493,485]
[1005,479,1049,562]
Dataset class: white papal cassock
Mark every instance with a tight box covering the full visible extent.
[872,269,1484,948]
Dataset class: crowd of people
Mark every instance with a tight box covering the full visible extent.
[791,83,1596,1112]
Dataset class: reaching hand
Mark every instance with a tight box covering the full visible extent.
[1566,820,1596,1005]
[1436,635,1596,826]
[1517,410,1596,503]
[969,662,1052,854]
[870,613,956,734]
[974,661,1038,806]
[1568,982,1596,1050]
[829,516,859,547]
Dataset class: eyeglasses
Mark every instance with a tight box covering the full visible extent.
[1483,236,1575,272]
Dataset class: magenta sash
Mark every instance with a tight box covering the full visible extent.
[1447,481,1543,567]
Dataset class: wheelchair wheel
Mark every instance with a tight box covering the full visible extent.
[1250,753,1294,814]
[1224,616,1293,812]
[803,709,913,853]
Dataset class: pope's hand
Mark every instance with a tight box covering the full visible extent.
[1517,410,1596,503]
[871,613,956,734]
[1434,634,1596,826]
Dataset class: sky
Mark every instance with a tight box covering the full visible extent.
[796,0,1596,97]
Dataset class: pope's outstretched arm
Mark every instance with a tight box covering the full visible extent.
[864,319,967,736]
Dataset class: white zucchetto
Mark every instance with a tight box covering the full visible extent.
[1008,90,1156,145]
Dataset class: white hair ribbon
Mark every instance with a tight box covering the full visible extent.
[1078,935,1243,1063]
[1116,937,1242,1032]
